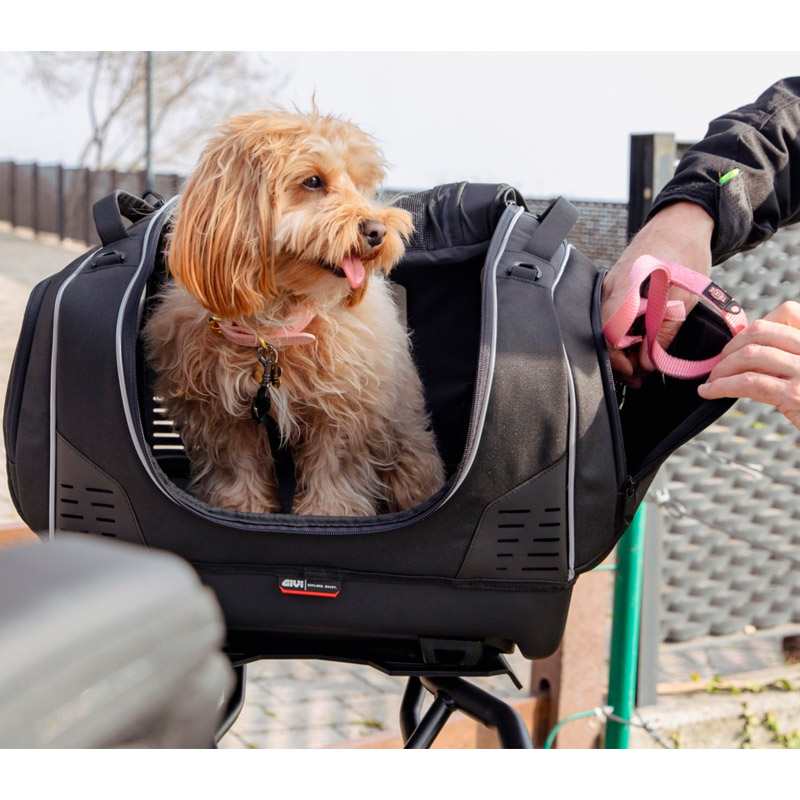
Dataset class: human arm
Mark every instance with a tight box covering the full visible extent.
[601,201,714,386]
[649,77,800,264]
[602,77,800,385]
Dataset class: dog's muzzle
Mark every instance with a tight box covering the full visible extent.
[360,219,386,249]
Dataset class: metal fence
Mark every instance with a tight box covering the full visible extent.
[655,229,800,638]
[0,159,631,272]
[629,134,800,704]
[0,162,183,247]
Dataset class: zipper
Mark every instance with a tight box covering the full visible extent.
[591,268,639,528]
[622,476,638,525]
[117,198,181,506]
[117,202,527,535]
[592,269,628,485]
[592,268,733,524]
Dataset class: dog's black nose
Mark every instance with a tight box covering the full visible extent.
[360,219,386,249]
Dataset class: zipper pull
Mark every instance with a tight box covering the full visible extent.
[623,478,638,525]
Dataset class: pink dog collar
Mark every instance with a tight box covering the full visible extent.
[209,306,317,348]
[603,255,748,380]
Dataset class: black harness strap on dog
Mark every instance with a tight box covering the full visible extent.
[263,413,297,515]
[250,347,296,514]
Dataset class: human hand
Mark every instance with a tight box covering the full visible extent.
[697,301,800,431]
[602,202,714,387]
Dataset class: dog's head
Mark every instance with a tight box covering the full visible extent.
[167,107,413,319]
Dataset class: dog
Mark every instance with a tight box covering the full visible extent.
[143,108,446,516]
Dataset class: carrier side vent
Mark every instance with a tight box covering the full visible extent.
[55,434,146,545]
[491,505,565,575]
[57,483,119,538]
[458,457,569,580]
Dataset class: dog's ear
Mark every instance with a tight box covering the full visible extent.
[168,130,277,319]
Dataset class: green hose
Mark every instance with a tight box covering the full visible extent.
[543,707,612,749]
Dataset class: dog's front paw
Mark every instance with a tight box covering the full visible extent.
[293,494,378,517]
[381,446,446,513]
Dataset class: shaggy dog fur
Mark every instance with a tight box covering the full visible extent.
[143,108,445,516]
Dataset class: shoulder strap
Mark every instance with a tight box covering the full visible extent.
[525,196,580,262]
[93,191,159,247]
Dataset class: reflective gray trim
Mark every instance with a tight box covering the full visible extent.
[551,242,573,293]
[49,250,101,542]
[552,243,577,579]
[560,342,578,580]
[444,205,526,501]
[115,198,179,502]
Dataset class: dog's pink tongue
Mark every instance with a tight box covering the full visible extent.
[341,254,365,289]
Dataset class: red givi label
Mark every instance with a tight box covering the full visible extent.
[279,577,341,598]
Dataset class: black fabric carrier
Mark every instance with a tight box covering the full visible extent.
[3,183,737,665]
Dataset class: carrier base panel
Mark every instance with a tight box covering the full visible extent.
[223,630,523,686]
[203,570,574,663]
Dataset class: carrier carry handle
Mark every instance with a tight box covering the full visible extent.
[526,196,580,262]
[93,190,159,247]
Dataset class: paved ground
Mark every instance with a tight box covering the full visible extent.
[2,225,798,749]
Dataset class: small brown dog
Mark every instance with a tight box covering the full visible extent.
[143,108,445,516]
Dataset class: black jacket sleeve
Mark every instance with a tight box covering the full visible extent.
[647,77,800,265]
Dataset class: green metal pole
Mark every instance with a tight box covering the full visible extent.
[605,503,647,748]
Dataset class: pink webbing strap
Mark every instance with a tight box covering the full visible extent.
[209,306,317,348]
[603,255,748,379]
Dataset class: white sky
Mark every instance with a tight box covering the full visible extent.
[266,51,800,199]
[1,6,798,202]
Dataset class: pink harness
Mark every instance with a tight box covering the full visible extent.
[208,306,317,348]
[602,255,748,380]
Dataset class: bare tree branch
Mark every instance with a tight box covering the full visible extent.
[25,51,286,173]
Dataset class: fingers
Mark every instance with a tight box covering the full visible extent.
[607,346,642,389]
[763,300,800,328]
[698,371,800,431]
[710,316,800,370]
[698,371,783,402]
[698,309,800,432]
[706,340,800,383]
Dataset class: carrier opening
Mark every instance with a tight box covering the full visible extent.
[135,224,488,517]
[616,304,734,479]
[591,280,737,490]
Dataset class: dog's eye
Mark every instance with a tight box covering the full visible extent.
[302,176,324,190]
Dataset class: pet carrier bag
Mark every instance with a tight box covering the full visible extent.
[4,182,742,667]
